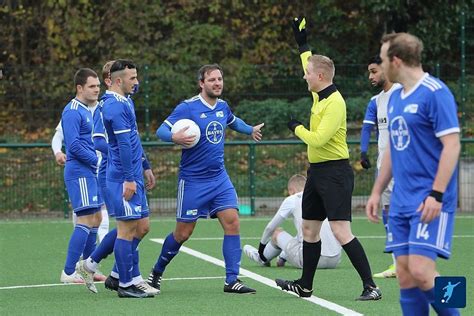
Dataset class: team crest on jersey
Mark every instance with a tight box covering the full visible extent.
[206,121,224,144]
[390,116,410,151]
[403,103,419,114]
[216,111,224,117]
[200,113,207,118]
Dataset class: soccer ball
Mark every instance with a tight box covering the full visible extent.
[171,119,201,149]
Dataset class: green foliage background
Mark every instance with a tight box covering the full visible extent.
[0,0,471,141]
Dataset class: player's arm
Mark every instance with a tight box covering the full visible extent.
[141,149,155,191]
[258,196,294,259]
[111,104,136,200]
[92,110,108,155]
[227,112,264,141]
[51,121,66,165]
[419,132,460,223]
[292,99,344,148]
[366,146,393,223]
[62,111,98,167]
[291,17,318,103]
[156,103,195,146]
[360,99,377,169]
[419,88,461,223]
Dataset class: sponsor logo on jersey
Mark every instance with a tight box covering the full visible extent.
[390,116,410,151]
[206,121,224,144]
[200,113,207,118]
[403,103,419,113]
[186,209,198,216]
[216,111,224,117]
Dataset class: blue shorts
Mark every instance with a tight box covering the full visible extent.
[98,174,113,216]
[65,177,101,214]
[106,180,149,221]
[386,211,455,260]
[176,176,238,223]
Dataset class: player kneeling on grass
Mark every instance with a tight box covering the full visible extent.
[244,174,341,269]
[149,64,264,294]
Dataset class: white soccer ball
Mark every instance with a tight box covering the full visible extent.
[171,119,201,149]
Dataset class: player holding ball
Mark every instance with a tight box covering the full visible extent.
[150,64,264,294]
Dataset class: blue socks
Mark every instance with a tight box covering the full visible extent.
[382,209,389,233]
[153,233,181,273]
[423,287,460,316]
[400,288,429,316]
[114,238,133,287]
[132,238,141,278]
[64,224,90,275]
[82,227,98,259]
[90,228,117,263]
[223,235,241,284]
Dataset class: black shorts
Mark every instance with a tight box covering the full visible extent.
[302,159,354,221]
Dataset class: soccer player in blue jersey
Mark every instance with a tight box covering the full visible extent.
[360,55,401,279]
[59,68,103,285]
[366,33,461,316]
[86,59,156,298]
[77,60,157,296]
[149,64,264,294]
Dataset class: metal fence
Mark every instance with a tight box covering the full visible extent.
[1,140,473,218]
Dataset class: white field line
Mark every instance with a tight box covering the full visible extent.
[150,238,363,316]
[0,276,237,290]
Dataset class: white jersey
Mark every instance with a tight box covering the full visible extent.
[373,83,401,169]
[261,192,341,257]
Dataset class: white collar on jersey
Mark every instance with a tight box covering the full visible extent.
[401,73,428,100]
[107,90,128,102]
[199,94,219,110]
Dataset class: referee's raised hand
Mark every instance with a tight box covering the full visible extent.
[291,17,307,47]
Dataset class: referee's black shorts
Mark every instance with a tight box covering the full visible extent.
[302,159,354,221]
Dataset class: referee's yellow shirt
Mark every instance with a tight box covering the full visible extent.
[294,50,349,163]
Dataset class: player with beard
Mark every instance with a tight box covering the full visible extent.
[149,64,264,294]
[360,55,401,279]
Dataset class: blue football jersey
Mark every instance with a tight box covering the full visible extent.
[164,94,236,180]
[388,74,460,213]
[61,98,98,181]
[93,92,114,179]
[102,91,143,182]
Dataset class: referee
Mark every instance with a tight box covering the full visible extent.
[275,17,381,301]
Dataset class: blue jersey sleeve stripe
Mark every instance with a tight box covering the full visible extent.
[164,120,173,128]
[425,76,442,89]
[435,127,460,138]
[92,133,106,138]
[363,120,376,124]
[114,129,131,134]
[228,115,236,125]
[421,82,437,92]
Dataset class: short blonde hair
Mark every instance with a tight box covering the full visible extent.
[288,174,306,192]
[308,54,335,80]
